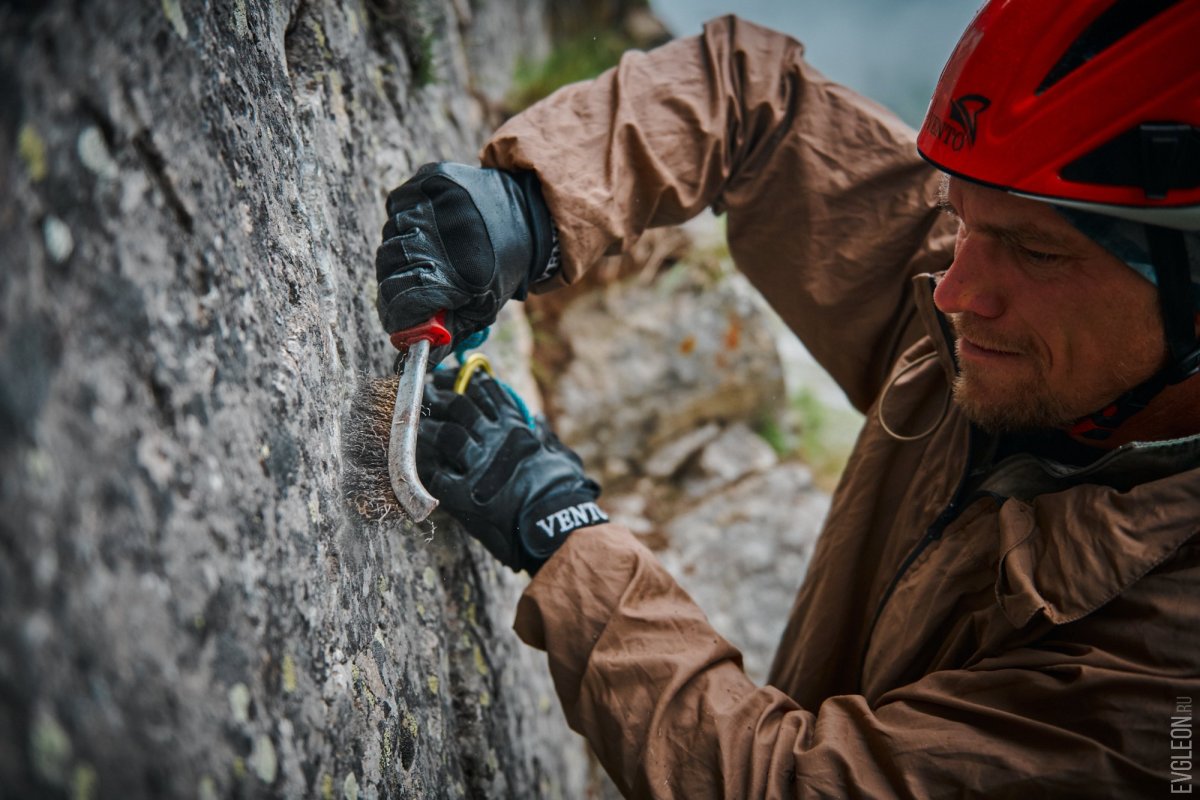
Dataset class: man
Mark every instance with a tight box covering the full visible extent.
[376,2,1200,796]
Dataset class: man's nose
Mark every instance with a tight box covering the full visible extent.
[933,236,1006,319]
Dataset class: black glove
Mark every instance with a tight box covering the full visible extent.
[416,369,606,574]
[376,162,556,362]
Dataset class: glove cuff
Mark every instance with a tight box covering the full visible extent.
[509,170,557,295]
[532,223,562,286]
[517,484,606,573]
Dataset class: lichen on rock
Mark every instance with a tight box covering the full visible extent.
[0,0,587,796]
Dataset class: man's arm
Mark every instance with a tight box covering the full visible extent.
[482,15,957,412]
[519,523,1183,798]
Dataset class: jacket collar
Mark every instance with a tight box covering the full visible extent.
[912,273,957,382]
[912,273,1200,628]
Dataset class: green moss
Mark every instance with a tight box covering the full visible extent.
[508,31,636,111]
[473,645,488,677]
[30,713,71,785]
[368,0,438,88]
[412,28,437,88]
[370,65,387,99]
[305,17,328,52]
[198,776,218,800]
[405,710,418,737]
[797,388,863,486]
[756,388,863,489]
[72,763,97,800]
[281,653,298,694]
[756,416,792,459]
[18,124,47,182]
[161,0,188,39]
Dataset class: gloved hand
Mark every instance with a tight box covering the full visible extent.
[416,368,606,574]
[376,162,556,363]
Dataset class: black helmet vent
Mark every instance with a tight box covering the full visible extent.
[1037,0,1184,95]
[1060,123,1200,200]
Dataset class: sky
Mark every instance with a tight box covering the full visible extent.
[647,1,983,128]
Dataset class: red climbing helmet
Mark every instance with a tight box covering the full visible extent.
[919,0,1200,439]
[918,0,1200,230]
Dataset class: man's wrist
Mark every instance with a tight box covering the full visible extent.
[531,224,562,286]
[518,487,607,573]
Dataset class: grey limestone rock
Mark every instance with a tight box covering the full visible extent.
[682,421,779,497]
[0,0,586,797]
[661,464,829,685]
[551,264,787,481]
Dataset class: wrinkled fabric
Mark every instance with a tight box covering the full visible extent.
[482,16,1200,799]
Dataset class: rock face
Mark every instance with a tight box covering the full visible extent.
[0,1,588,797]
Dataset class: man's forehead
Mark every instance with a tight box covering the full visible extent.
[941,175,1095,250]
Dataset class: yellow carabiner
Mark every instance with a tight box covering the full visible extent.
[454,353,496,394]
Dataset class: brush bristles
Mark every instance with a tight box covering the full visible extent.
[343,374,405,521]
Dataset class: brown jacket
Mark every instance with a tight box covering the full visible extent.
[481,16,1200,799]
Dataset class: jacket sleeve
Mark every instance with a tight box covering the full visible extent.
[517,524,1179,799]
[481,15,956,412]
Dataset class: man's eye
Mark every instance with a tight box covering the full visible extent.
[1018,246,1063,264]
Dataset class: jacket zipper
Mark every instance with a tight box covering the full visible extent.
[857,424,980,685]
[855,277,976,686]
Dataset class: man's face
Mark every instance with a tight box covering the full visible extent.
[932,177,1166,432]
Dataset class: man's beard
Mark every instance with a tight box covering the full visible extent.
[950,367,1075,433]
[948,314,1074,433]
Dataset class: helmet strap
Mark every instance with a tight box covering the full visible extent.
[1069,225,1200,441]
[1145,224,1200,380]
[1069,371,1168,441]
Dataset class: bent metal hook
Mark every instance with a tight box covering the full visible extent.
[388,337,438,522]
